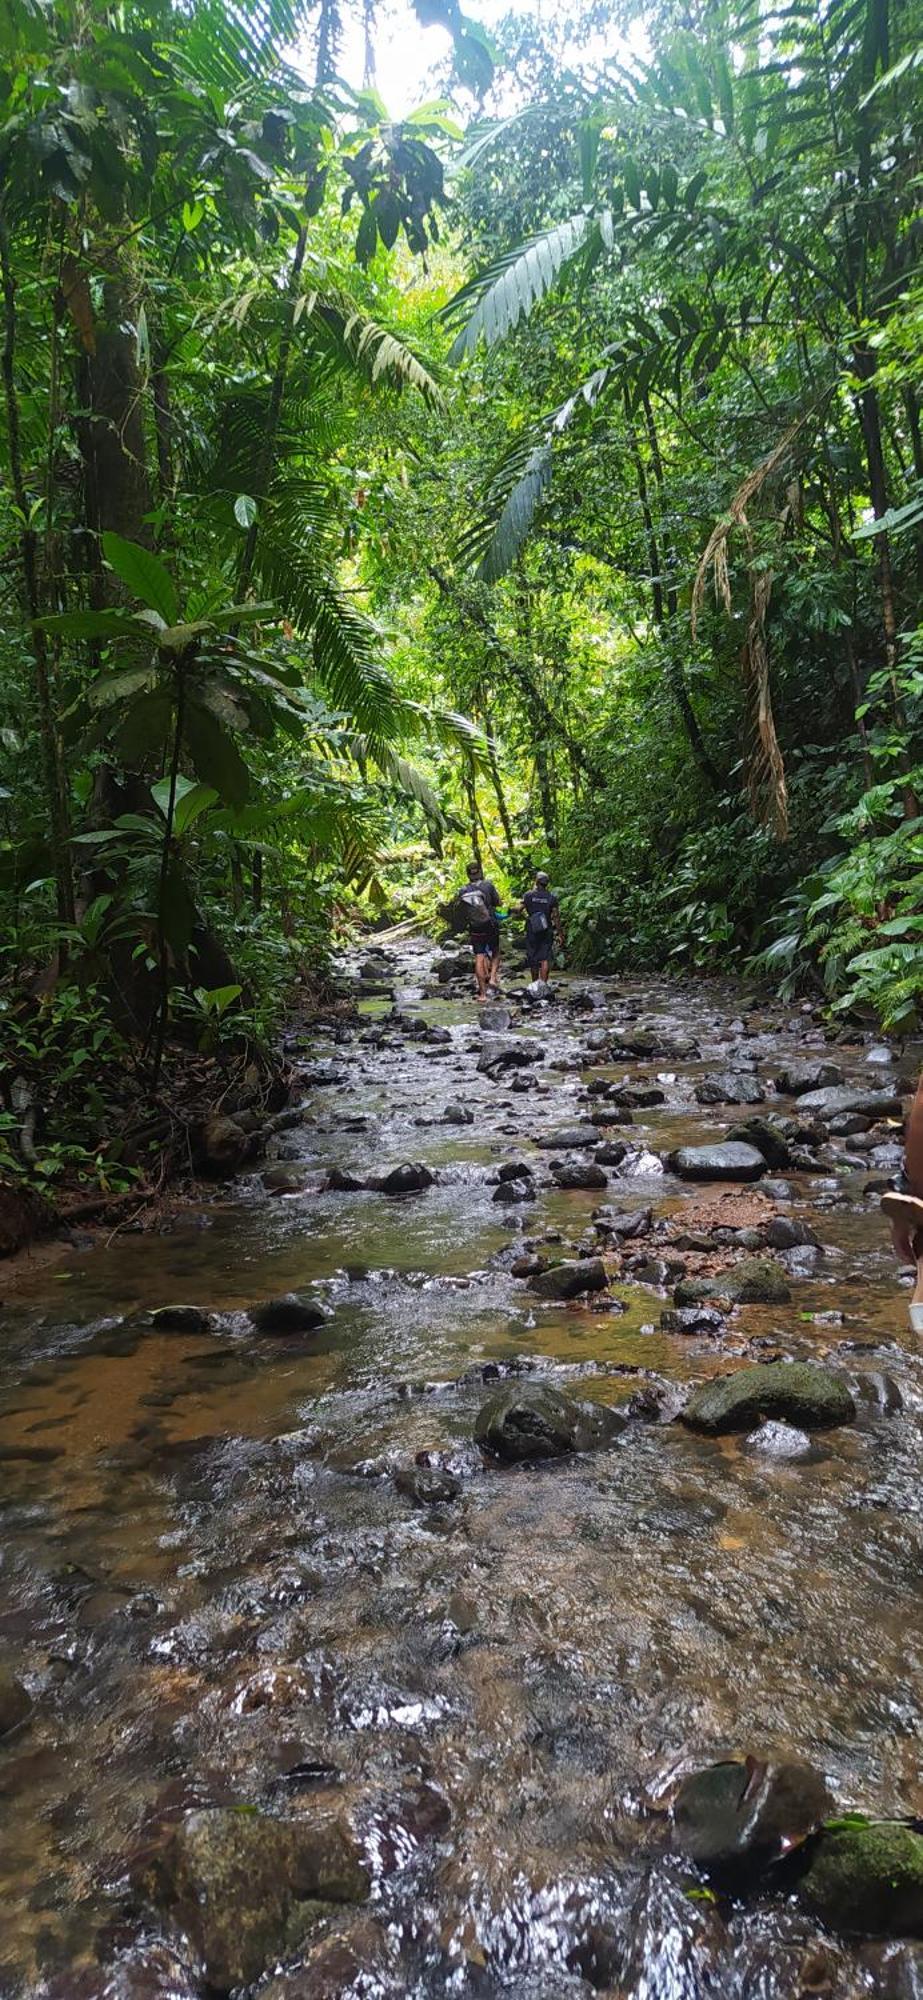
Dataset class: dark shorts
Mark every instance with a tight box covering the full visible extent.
[471,922,500,956]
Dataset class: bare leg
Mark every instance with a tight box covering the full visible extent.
[473,949,489,1000]
[539,957,550,982]
[489,947,500,990]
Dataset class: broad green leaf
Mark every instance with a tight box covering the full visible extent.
[234,493,258,529]
[183,699,251,806]
[101,533,179,623]
[36,609,142,640]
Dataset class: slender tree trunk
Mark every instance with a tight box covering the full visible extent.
[534,737,557,851]
[252,848,263,914]
[853,344,917,817]
[0,199,74,926]
[482,701,517,870]
[625,400,719,787]
[150,656,187,1088]
[462,755,482,871]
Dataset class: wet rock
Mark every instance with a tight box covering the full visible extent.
[795,1085,903,1119]
[511,1253,545,1278]
[610,1083,666,1108]
[828,1111,874,1135]
[744,1419,815,1458]
[867,1043,895,1065]
[800,1823,923,1937]
[372,1162,435,1196]
[325,1166,365,1191]
[195,1113,257,1177]
[248,1294,329,1335]
[534,1123,600,1149]
[726,1117,793,1170]
[628,1377,689,1423]
[493,1178,536,1204]
[480,1001,512,1034]
[762,1177,794,1202]
[672,1758,831,1876]
[259,1917,387,1998]
[135,1806,369,1991]
[594,1140,629,1168]
[529,1258,608,1300]
[0,1666,31,1736]
[781,1243,826,1278]
[394,1464,462,1504]
[776,1061,845,1095]
[594,1205,652,1239]
[667,1142,766,1182]
[475,1383,624,1461]
[681,1360,856,1433]
[551,1160,608,1190]
[435,951,471,981]
[727,1256,792,1304]
[262,1163,310,1193]
[497,1159,533,1182]
[150,1305,213,1334]
[661,1305,727,1336]
[762,1216,819,1250]
[477,1037,542,1075]
[426,1025,452,1045]
[442,1105,474,1125]
[695,1072,765,1106]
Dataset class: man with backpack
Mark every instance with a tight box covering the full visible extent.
[522,870,564,986]
[455,861,502,1001]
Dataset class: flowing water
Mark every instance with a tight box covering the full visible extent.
[1,940,922,1998]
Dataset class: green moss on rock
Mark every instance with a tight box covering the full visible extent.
[680,1361,856,1434]
[800,1823,923,1936]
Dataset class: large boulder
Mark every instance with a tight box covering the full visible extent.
[135,1807,369,1992]
[150,1305,214,1334]
[672,1759,831,1877]
[695,1073,765,1107]
[610,1084,666,1108]
[529,1258,608,1300]
[534,1123,600,1149]
[799,1823,923,1936]
[477,1037,542,1076]
[668,1143,766,1183]
[551,1160,608,1190]
[794,1086,903,1120]
[371,1162,435,1197]
[475,1383,624,1461]
[195,1114,258,1177]
[681,1360,856,1434]
[775,1061,844,1096]
[726,1117,793,1170]
[248,1293,329,1335]
[727,1256,792,1305]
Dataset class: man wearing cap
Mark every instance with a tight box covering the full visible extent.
[521,870,564,985]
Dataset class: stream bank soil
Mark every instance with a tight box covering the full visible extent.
[1,939,923,1997]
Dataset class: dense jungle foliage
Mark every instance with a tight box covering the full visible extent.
[1,0,922,1197]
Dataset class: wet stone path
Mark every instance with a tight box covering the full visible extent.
[1,939,923,1997]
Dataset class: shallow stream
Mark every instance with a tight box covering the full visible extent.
[2,940,922,1998]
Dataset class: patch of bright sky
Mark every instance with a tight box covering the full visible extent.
[328,0,649,121]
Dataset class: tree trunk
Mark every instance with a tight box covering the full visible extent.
[0,199,74,927]
[626,398,720,788]
[853,344,917,816]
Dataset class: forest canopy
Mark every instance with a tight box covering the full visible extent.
[1,0,922,1197]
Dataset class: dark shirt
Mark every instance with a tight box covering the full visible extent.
[523,888,558,925]
[458,877,500,937]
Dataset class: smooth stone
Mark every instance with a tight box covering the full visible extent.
[726,1117,793,1169]
[594,1140,630,1167]
[442,1105,474,1125]
[480,1002,512,1034]
[551,1160,608,1190]
[743,1419,814,1458]
[727,1256,792,1304]
[493,1178,536,1204]
[795,1086,903,1119]
[668,1143,766,1182]
[661,1305,727,1336]
[594,1205,652,1238]
[775,1062,845,1095]
[762,1216,820,1250]
[150,1305,214,1334]
[394,1464,462,1504]
[695,1072,765,1106]
[800,1823,923,1936]
[681,1360,856,1433]
[529,1258,608,1301]
[533,1124,600,1149]
[136,1807,368,1991]
[610,1084,666,1108]
[673,1759,831,1875]
[372,1162,435,1196]
[475,1382,624,1461]
[248,1294,329,1335]
[262,1164,310,1193]
[325,1167,365,1191]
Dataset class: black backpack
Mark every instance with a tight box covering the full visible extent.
[457,884,492,929]
[527,894,552,941]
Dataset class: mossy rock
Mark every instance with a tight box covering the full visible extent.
[680,1361,856,1434]
[800,1823,923,1936]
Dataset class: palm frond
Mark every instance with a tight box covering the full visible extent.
[440,214,589,361]
[460,363,616,580]
[256,530,405,749]
[298,291,443,407]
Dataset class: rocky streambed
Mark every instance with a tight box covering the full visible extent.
[1,940,923,1997]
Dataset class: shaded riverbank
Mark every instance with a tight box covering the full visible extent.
[1,939,922,1997]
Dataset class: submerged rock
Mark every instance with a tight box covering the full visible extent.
[744,1419,814,1458]
[775,1061,845,1095]
[610,1083,666,1108]
[475,1382,624,1461]
[800,1823,923,1936]
[477,1037,541,1075]
[529,1258,608,1300]
[681,1360,856,1433]
[661,1305,727,1336]
[493,1177,536,1204]
[135,1806,369,1991]
[480,1001,512,1034]
[727,1256,792,1305]
[248,1293,329,1335]
[534,1123,600,1149]
[150,1305,213,1334]
[673,1758,831,1875]
[394,1463,462,1504]
[668,1143,766,1182]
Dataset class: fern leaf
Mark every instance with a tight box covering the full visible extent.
[441,214,589,361]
